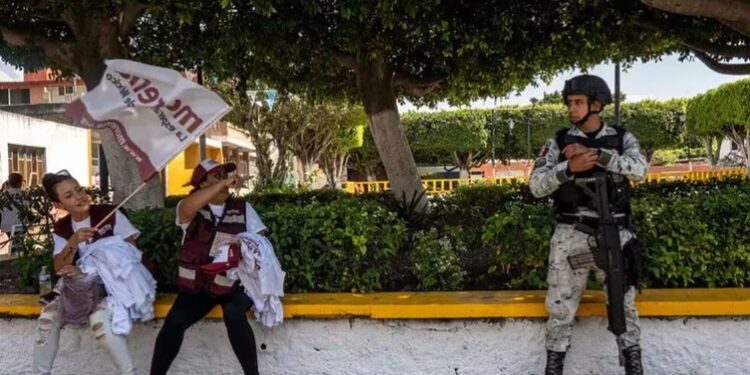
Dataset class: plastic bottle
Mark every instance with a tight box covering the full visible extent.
[38,265,52,296]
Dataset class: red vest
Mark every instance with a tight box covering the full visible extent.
[54,204,159,284]
[54,205,117,262]
[177,199,246,296]
[53,204,117,304]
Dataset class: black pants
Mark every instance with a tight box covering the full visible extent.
[150,289,259,375]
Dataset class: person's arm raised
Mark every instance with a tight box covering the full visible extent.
[177,175,241,225]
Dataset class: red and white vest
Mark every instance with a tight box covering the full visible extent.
[54,204,117,263]
[177,198,246,296]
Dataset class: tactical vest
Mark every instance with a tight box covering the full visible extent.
[177,198,246,296]
[553,126,632,216]
[54,204,117,263]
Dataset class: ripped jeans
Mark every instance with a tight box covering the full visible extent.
[33,298,136,375]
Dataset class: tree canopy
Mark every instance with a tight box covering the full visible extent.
[200,0,681,205]
[396,100,687,173]
[3,0,748,203]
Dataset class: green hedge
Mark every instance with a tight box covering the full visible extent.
[687,78,750,137]
[395,101,687,168]
[10,178,750,293]
[260,198,406,292]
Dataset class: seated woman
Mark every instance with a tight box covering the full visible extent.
[33,171,151,375]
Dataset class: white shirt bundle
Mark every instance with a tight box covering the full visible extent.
[216,232,286,327]
[78,235,157,335]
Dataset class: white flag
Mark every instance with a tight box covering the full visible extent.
[65,59,231,182]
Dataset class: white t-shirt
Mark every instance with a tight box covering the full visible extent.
[175,201,266,244]
[52,210,141,257]
[0,187,23,233]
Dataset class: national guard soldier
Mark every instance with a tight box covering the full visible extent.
[530,75,647,375]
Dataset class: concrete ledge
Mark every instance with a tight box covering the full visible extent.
[2,288,750,319]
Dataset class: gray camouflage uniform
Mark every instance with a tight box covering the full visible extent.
[530,124,648,353]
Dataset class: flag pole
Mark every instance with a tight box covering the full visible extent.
[92,123,222,230]
[93,180,149,229]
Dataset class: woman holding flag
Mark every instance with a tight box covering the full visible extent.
[150,159,265,375]
[33,171,155,375]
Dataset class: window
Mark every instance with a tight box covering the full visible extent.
[238,151,250,177]
[222,147,250,177]
[57,86,74,96]
[0,89,8,105]
[8,89,30,105]
[8,144,46,186]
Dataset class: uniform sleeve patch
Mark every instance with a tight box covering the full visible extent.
[540,144,550,157]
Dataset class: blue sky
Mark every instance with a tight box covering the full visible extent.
[0,60,21,81]
[3,53,745,110]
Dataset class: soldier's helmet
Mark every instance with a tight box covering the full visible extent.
[562,74,612,106]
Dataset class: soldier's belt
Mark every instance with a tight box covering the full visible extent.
[556,215,629,227]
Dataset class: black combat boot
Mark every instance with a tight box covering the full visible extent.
[545,350,566,375]
[622,345,643,375]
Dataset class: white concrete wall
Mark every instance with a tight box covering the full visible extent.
[0,111,89,186]
[0,317,748,375]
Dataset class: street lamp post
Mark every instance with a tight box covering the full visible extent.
[528,98,538,178]
[507,118,515,173]
[491,98,498,178]
[490,121,497,178]
[614,62,622,126]
[678,112,691,171]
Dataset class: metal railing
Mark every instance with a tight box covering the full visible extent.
[344,168,747,195]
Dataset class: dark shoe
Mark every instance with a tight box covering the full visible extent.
[545,350,566,375]
[623,345,643,375]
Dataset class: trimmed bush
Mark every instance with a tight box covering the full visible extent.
[262,197,407,292]
[10,178,750,293]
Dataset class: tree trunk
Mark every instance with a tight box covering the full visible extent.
[641,0,750,37]
[703,136,720,168]
[248,127,278,190]
[299,158,316,186]
[75,20,163,209]
[728,126,750,174]
[645,149,655,164]
[356,47,426,209]
[321,152,349,188]
[452,152,471,179]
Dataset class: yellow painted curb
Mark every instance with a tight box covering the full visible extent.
[1,288,749,319]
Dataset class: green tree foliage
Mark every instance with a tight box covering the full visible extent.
[216,82,304,191]
[319,107,367,188]
[0,0,210,209]
[539,91,563,105]
[175,0,676,208]
[687,78,750,169]
[403,110,488,176]
[603,99,687,161]
[290,102,365,186]
[389,101,682,174]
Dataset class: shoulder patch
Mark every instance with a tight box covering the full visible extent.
[539,144,550,157]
